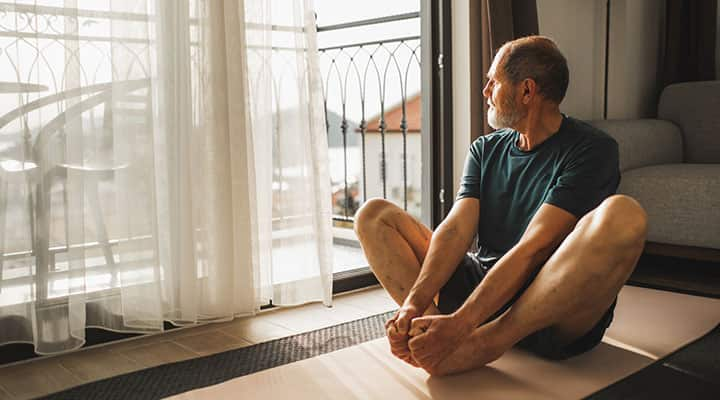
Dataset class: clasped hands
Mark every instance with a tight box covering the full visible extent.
[385,303,472,375]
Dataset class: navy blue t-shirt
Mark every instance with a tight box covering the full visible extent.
[456,115,620,259]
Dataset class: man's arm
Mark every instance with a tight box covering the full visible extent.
[453,203,578,328]
[391,197,479,334]
[406,197,480,311]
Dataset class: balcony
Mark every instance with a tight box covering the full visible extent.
[318,11,422,274]
[0,3,423,308]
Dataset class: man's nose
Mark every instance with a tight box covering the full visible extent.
[482,82,490,98]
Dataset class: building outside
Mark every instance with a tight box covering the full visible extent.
[357,93,422,219]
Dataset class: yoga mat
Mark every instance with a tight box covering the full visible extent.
[603,285,720,359]
[169,286,720,400]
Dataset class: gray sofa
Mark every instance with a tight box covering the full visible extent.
[589,81,720,257]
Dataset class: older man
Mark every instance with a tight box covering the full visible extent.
[354,36,647,376]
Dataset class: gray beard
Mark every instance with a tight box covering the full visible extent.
[487,105,523,130]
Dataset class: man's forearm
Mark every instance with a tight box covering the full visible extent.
[453,244,551,327]
[405,221,475,311]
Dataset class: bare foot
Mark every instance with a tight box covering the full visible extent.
[431,326,505,376]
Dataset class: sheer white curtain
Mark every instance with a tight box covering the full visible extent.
[0,0,332,355]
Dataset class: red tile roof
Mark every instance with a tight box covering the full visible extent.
[359,93,421,133]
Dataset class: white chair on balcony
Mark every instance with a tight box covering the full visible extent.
[0,159,38,290]
[0,79,149,299]
[0,81,46,291]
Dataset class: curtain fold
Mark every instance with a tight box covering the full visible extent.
[660,0,718,88]
[473,0,539,137]
[0,0,332,355]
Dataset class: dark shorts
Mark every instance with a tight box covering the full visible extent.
[438,252,616,360]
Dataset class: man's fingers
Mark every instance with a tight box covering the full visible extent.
[403,355,420,367]
[408,317,431,337]
[389,341,419,367]
[396,314,411,335]
[388,329,410,350]
[397,349,419,367]
[384,313,399,330]
[387,324,406,342]
[388,333,407,346]
[408,335,425,350]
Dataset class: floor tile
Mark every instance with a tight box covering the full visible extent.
[58,348,143,382]
[0,358,82,400]
[333,288,398,315]
[369,287,397,303]
[327,301,380,322]
[115,340,198,368]
[172,330,252,356]
[101,323,217,353]
[261,301,372,332]
[259,305,340,332]
[218,317,297,344]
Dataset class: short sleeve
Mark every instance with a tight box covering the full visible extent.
[544,138,620,218]
[456,143,483,200]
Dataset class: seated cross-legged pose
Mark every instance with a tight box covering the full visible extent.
[354,35,647,377]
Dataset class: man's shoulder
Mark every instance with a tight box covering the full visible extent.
[566,117,618,152]
[563,116,618,149]
[471,128,514,149]
[560,117,619,169]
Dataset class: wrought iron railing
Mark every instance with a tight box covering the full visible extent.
[0,2,156,304]
[317,12,422,223]
[0,5,423,303]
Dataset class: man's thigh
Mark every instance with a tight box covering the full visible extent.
[439,249,616,360]
[518,300,616,360]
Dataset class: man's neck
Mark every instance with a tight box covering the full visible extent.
[513,104,563,152]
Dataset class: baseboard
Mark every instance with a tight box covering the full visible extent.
[332,267,378,294]
[644,242,720,262]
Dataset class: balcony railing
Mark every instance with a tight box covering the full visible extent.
[317,12,422,223]
[0,4,422,304]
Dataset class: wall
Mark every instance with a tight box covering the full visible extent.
[606,0,663,119]
[537,0,607,120]
[537,0,664,120]
[452,0,471,198]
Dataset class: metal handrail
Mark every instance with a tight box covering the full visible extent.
[317,12,419,32]
[318,12,422,221]
[319,35,420,52]
[0,2,153,21]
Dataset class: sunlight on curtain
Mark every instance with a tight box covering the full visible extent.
[0,0,332,355]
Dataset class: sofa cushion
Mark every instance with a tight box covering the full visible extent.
[618,164,720,250]
[658,81,720,163]
[589,119,683,172]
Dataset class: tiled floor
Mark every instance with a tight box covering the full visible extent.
[0,286,398,400]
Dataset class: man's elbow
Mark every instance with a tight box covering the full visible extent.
[514,237,559,265]
[435,220,474,248]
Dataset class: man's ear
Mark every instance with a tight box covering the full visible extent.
[522,79,536,104]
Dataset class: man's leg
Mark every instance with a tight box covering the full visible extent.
[435,195,648,375]
[354,198,440,313]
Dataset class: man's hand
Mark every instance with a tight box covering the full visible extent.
[385,303,423,366]
[407,313,473,373]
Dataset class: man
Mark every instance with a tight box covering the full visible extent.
[354,36,647,377]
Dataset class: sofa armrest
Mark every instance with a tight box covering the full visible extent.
[588,119,683,172]
[659,80,720,163]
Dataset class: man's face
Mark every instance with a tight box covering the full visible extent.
[483,53,525,130]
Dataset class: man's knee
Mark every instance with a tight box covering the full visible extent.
[354,198,396,236]
[586,195,648,247]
